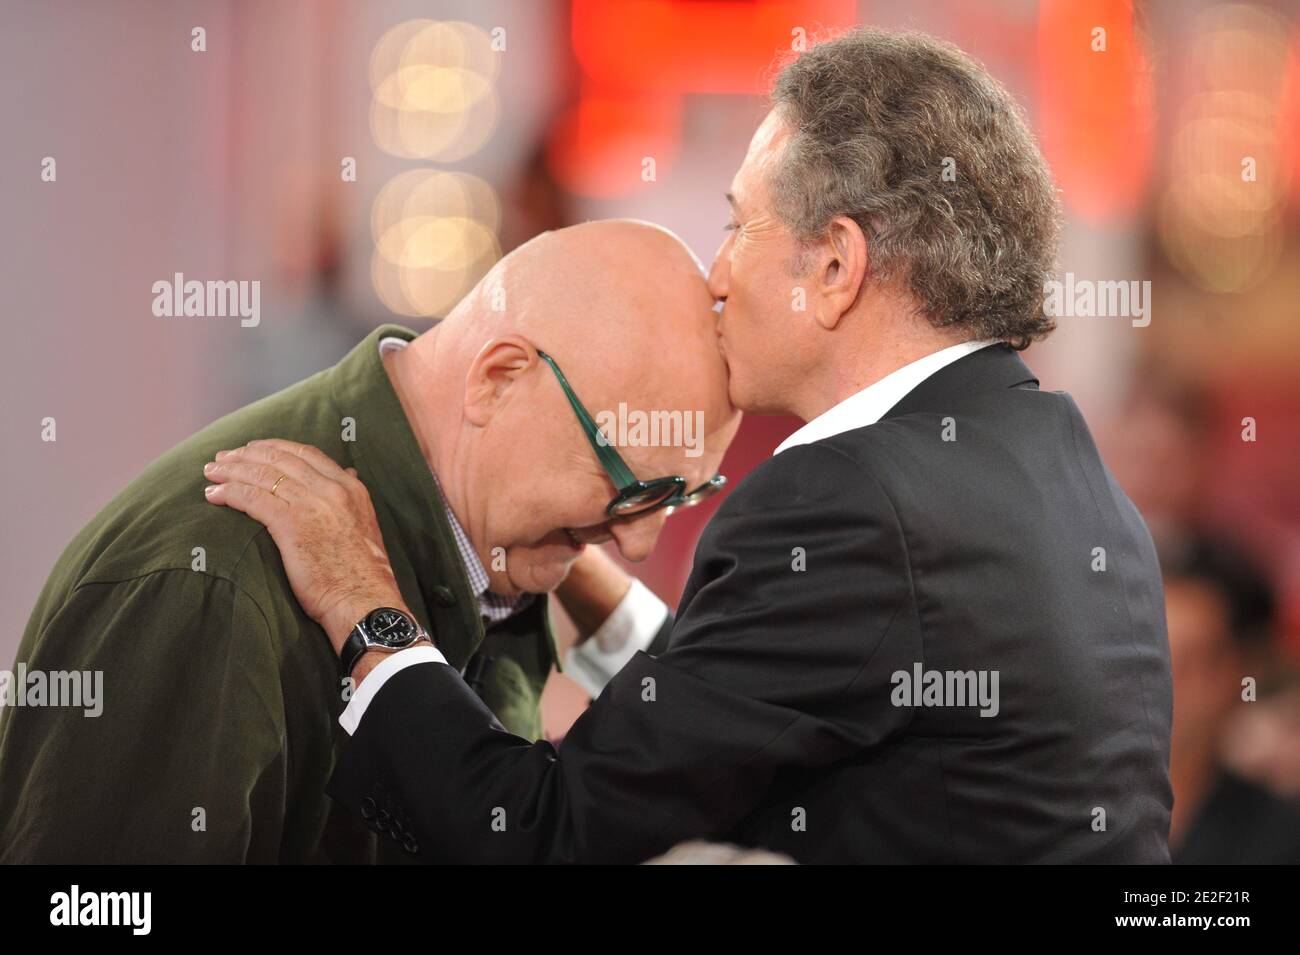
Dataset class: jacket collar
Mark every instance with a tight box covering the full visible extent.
[881,342,1040,421]
[328,324,486,669]
[775,340,996,455]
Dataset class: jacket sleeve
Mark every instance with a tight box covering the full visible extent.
[646,610,675,656]
[329,443,919,863]
[0,569,287,862]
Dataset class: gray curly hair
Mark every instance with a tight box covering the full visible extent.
[770,28,1060,348]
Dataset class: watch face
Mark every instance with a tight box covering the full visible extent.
[365,608,418,648]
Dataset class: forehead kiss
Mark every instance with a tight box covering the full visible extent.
[472,219,739,501]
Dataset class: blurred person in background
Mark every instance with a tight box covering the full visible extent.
[1163,536,1300,864]
[1108,375,1300,814]
[1107,379,1212,562]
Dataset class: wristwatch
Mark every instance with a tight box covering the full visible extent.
[341,607,433,676]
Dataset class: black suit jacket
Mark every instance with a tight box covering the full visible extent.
[329,344,1173,863]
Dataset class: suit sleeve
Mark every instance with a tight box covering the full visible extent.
[329,443,918,863]
[0,570,287,862]
[646,611,674,656]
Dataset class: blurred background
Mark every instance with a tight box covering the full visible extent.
[2,0,1298,862]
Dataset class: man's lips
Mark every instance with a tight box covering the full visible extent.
[517,529,584,557]
[543,530,585,553]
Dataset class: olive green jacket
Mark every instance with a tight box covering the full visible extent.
[0,325,557,863]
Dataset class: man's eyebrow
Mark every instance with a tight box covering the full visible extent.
[724,192,738,209]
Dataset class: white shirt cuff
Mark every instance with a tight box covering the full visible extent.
[339,644,448,736]
[564,577,670,698]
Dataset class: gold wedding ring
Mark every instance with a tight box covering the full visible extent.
[270,474,287,497]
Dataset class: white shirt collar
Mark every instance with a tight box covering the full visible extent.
[774,340,998,456]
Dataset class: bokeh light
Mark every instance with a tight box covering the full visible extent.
[1158,4,1293,293]
[369,20,499,161]
[369,22,502,317]
[370,170,501,318]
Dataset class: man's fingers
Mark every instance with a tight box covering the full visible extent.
[212,442,327,492]
[204,460,305,501]
[204,480,289,526]
[245,439,353,483]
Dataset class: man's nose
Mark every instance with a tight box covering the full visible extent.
[707,237,731,302]
[608,509,670,563]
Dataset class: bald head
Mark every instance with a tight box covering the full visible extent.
[485,218,707,322]
[387,219,741,596]
[442,219,726,419]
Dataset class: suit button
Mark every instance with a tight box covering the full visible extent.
[431,585,457,607]
[360,797,377,821]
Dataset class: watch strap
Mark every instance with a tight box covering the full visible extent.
[341,629,370,677]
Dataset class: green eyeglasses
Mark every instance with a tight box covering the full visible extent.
[536,350,727,518]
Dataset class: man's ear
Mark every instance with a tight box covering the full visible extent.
[813,215,869,330]
[463,337,533,426]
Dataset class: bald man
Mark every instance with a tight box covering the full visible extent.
[0,220,738,863]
